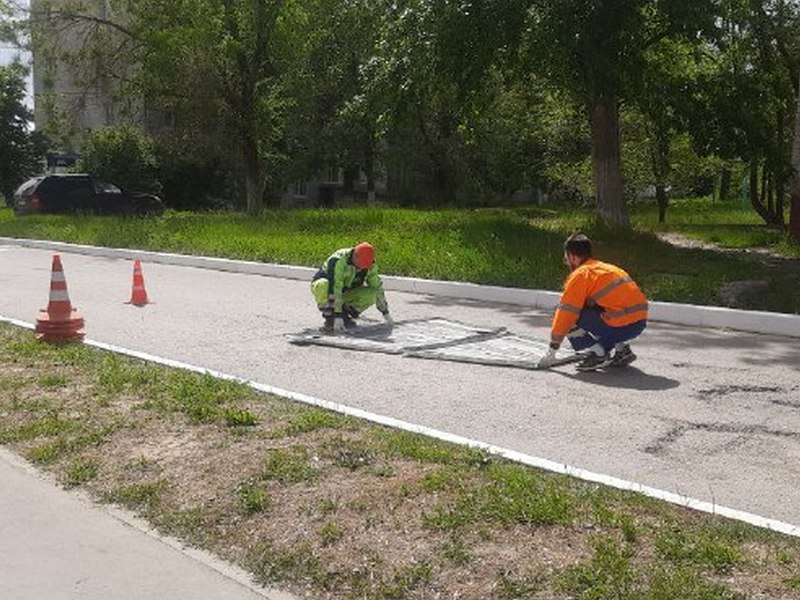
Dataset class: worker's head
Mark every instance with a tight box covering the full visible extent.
[352,242,375,270]
[563,233,592,271]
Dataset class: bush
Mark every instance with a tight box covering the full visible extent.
[156,149,235,210]
[78,126,160,193]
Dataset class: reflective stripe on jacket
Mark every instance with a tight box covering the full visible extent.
[313,247,388,313]
[551,258,648,344]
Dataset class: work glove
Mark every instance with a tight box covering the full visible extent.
[536,348,559,369]
[382,312,394,326]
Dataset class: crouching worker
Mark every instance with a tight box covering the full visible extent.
[537,233,648,371]
[311,242,393,333]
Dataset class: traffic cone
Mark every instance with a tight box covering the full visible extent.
[125,259,151,306]
[35,254,85,343]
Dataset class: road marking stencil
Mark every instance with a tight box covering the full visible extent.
[286,317,580,368]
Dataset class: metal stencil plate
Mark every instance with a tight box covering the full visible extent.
[286,318,505,355]
[406,333,579,369]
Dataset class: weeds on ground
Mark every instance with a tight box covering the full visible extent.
[0,322,799,599]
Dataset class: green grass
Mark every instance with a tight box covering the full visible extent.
[558,535,747,599]
[272,407,353,437]
[260,447,319,484]
[424,463,575,530]
[102,480,168,510]
[236,478,272,513]
[63,458,100,488]
[2,201,799,313]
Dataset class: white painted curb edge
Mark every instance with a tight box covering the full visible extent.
[2,314,797,539]
[2,236,799,339]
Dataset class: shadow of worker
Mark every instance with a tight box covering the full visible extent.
[564,367,680,391]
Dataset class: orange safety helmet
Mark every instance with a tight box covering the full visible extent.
[352,242,375,269]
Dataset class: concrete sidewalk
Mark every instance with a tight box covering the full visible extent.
[0,448,295,600]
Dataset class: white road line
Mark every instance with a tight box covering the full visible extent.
[2,314,798,539]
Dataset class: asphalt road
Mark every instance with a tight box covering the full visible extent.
[1,244,799,529]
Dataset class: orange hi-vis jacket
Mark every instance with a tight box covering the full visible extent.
[551,258,648,345]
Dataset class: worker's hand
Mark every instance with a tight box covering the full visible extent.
[536,348,559,369]
[382,312,394,326]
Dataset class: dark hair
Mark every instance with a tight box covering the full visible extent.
[564,233,592,258]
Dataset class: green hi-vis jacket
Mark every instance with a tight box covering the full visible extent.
[317,247,388,314]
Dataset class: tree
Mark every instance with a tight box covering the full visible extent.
[525,0,717,227]
[77,126,159,193]
[790,69,800,242]
[365,0,528,205]
[281,0,388,204]
[0,63,47,203]
[116,0,312,214]
[686,0,800,229]
[27,0,312,214]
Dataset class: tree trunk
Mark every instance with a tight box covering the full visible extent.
[242,135,264,215]
[750,159,774,224]
[719,168,732,202]
[790,72,800,242]
[590,94,628,227]
[652,132,670,224]
[656,185,668,223]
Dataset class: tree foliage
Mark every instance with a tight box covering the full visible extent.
[0,63,46,203]
[17,0,800,241]
[77,125,159,193]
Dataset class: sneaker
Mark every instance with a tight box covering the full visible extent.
[609,344,637,367]
[576,351,612,372]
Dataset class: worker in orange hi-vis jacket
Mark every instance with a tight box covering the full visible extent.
[537,233,648,371]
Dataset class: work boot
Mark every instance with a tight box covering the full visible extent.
[343,312,358,330]
[609,343,637,367]
[343,304,361,319]
[320,316,335,333]
[575,350,612,372]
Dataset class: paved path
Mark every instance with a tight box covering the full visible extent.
[0,448,294,600]
[1,243,799,536]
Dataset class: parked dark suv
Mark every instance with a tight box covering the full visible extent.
[13,174,165,217]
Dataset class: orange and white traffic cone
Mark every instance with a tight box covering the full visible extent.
[35,254,85,343]
[125,259,152,306]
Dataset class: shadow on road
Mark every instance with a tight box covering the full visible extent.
[564,367,680,391]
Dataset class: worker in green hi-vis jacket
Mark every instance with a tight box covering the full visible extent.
[311,242,393,333]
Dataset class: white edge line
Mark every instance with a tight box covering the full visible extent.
[2,314,797,540]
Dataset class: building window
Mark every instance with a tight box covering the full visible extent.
[292,180,307,197]
[324,166,343,184]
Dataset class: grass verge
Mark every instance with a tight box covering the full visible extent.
[1,321,798,599]
[1,200,799,314]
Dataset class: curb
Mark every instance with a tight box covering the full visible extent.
[2,236,799,339]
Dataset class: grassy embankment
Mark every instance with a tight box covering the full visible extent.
[1,198,798,314]
[1,322,799,599]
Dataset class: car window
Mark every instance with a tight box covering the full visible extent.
[94,180,122,194]
[67,179,94,193]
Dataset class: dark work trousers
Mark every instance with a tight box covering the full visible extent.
[567,307,647,352]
